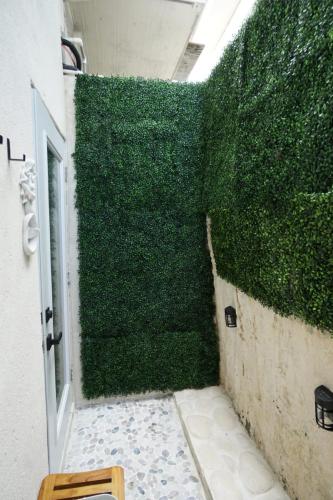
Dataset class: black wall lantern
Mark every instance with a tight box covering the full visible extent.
[315,385,333,431]
[225,306,237,328]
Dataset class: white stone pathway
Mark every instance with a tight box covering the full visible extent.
[64,387,290,500]
[175,386,290,500]
[63,396,205,500]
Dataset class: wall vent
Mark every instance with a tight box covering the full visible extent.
[173,42,204,81]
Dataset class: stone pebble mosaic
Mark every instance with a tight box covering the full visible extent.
[63,396,205,500]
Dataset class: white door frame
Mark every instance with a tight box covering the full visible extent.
[34,89,73,472]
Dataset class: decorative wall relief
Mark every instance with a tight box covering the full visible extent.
[19,159,39,256]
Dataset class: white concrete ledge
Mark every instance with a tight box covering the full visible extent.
[175,386,290,500]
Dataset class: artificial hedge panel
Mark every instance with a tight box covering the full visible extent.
[82,331,218,399]
[75,75,219,397]
[203,0,333,332]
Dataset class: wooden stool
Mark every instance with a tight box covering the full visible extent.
[38,466,125,499]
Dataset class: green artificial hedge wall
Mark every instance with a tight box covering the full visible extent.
[75,75,219,398]
[203,0,333,332]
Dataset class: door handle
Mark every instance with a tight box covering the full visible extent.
[46,332,63,351]
[45,307,53,323]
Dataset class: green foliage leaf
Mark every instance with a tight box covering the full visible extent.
[203,0,333,333]
[75,75,219,397]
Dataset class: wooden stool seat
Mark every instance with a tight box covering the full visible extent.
[38,466,125,500]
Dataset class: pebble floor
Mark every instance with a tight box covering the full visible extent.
[63,396,206,500]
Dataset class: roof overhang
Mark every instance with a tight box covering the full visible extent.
[66,0,206,79]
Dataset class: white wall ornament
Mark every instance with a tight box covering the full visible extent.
[19,159,40,256]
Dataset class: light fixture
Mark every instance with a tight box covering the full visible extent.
[315,385,333,431]
[225,306,237,328]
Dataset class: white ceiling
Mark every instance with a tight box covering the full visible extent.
[67,0,206,79]
[188,0,257,81]
[191,0,240,46]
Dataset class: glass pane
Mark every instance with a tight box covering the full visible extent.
[47,147,65,410]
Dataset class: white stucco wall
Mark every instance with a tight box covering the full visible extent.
[0,1,66,498]
[64,76,84,405]
[207,221,333,500]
